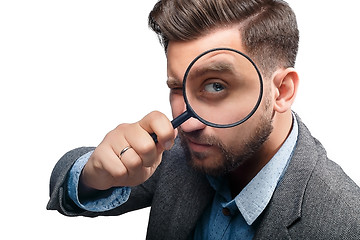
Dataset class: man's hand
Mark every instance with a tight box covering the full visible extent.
[80,111,177,191]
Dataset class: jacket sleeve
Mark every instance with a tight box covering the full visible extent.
[46,147,157,217]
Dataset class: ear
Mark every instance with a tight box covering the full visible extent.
[272,68,299,113]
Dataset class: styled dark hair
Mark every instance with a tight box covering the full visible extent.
[148,0,299,76]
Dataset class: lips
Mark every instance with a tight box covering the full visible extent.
[186,137,213,152]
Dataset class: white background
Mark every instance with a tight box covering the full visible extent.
[0,0,359,239]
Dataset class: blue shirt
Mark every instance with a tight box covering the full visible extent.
[68,115,298,239]
[193,116,298,239]
[67,151,131,212]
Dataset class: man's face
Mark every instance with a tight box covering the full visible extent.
[167,27,274,176]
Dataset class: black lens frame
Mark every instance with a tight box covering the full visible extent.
[175,47,264,128]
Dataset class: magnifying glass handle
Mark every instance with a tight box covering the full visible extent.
[171,111,192,128]
[151,111,192,143]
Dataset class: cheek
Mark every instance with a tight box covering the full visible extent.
[170,93,186,118]
[211,126,246,149]
[214,113,264,147]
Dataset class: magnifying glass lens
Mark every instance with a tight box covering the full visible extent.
[184,48,263,127]
[152,48,263,143]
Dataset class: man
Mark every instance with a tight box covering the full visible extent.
[47,0,360,239]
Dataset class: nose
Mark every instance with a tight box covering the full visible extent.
[179,114,206,133]
[170,94,206,132]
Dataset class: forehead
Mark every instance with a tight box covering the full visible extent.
[166,26,246,82]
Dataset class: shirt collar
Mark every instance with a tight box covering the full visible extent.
[207,114,298,225]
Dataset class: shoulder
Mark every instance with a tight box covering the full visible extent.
[304,154,360,218]
[259,115,360,238]
[289,155,360,237]
[289,116,360,236]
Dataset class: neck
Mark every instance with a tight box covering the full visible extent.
[228,110,293,198]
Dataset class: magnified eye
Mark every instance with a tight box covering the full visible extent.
[204,82,225,93]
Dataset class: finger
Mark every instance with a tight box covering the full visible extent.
[104,123,159,182]
[118,147,158,186]
[83,144,128,190]
[138,111,177,150]
[97,143,154,188]
[118,146,142,174]
[124,123,159,168]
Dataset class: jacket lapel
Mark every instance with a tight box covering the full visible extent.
[168,167,214,239]
[146,139,214,239]
[253,115,319,239]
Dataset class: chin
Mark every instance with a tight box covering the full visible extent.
[189,154,229,177]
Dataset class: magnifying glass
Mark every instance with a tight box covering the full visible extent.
[152,47,263,142]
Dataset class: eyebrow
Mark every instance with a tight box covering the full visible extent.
[166,76,182,88]
[190,61,235,79]
[166,60,236,88]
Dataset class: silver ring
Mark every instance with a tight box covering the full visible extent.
[119,146,131,158]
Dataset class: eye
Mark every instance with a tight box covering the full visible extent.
[169,86,183,95]
[204,82,225,93]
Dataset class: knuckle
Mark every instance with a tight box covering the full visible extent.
[149,110,163,117]
[126,156,143,170]
[89,149,105,169]
[113,123,129,136]
[158,127,175,140]
[91,156,103,171]
[137,143,156,167]
[138,140,156,157]
[111,167,128,181]
[155,111,168,122]
[144,111,167,123]
[115,123,130,130]
[105,123,129,138]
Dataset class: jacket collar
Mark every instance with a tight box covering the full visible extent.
[253,114,319,239]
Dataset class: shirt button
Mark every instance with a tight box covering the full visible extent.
[222,207,231,216]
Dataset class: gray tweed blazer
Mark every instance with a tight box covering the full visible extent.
[47,115,360,239]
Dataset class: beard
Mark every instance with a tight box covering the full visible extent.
[179,109,273,177]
